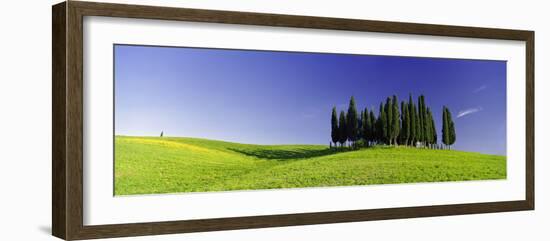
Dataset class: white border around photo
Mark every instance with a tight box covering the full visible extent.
[83,16,526,225]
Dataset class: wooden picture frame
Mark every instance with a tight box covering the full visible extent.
[52,1,534,240]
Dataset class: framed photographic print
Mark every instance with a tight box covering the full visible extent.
[52,1,534,240]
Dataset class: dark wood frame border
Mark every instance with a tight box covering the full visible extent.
[52,1,535,240]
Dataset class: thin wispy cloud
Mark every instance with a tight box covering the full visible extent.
[473,85,487,93]
[457,107,483,118]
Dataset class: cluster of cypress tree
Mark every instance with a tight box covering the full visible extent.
[330,95,455,149]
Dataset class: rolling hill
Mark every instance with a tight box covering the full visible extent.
[115,136,506,195]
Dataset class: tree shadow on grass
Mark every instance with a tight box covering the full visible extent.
[228,147,340,161]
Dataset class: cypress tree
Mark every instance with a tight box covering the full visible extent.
[424,95,427,146]
[400,101,410,145]
[380,102,388,144]
[347,96,359,147]
[399,102,405,144]
[358,110,368,140]
[358,110,364,141]
[338,110,347,147]
[418,95,434,145]
[430,109,437,148]
[392,95,400,145]
[331,107,339,147]
[448,108,456,147]
[362,108,370,145]
[450,123,456,147]
[423,96,430,148]
[417,96,423,145]
[385,97,392,144]
[414,102,421,147]
[442,106,450,148]
[418,105,423,146]
[426,108,434,148]
[408,95,416,146]
[369,110,377,145]
[375,110,382,144]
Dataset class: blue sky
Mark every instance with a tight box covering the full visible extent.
[114,45,506,155]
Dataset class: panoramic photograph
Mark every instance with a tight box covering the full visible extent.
[114,44,507,196]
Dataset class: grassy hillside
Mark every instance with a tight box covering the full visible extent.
[115,136,506,195]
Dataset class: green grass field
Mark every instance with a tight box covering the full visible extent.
[114,136,506,195]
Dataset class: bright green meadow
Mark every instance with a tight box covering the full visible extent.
[115,136,506,195]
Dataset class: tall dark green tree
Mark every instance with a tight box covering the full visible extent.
[423,96,431,147]
[331,107,339,147]
[379,102,388,144]
[385,97,393,144]
[364,109,369,139]
[448,108,456,148]
[428,108,437,148]
[414,102,421,146]
[418,95,429,147]
[400,101,410,145]
[399,102,405,144]
[391,95,400,145]
[385,98,393,144]
[375,110,382,143]
[425,107,434,148]
[369,110,377,144]
[442,106,450,148]
[338,110,347,147]
[358,109,364,141]
[417,96,423,145]
[408,95,416,146]
[362,108,370,145]
[347,96,359,147]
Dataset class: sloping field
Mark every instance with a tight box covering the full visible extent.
[115,136,506,195]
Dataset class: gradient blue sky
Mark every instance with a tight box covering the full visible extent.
[114,45,506,155]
